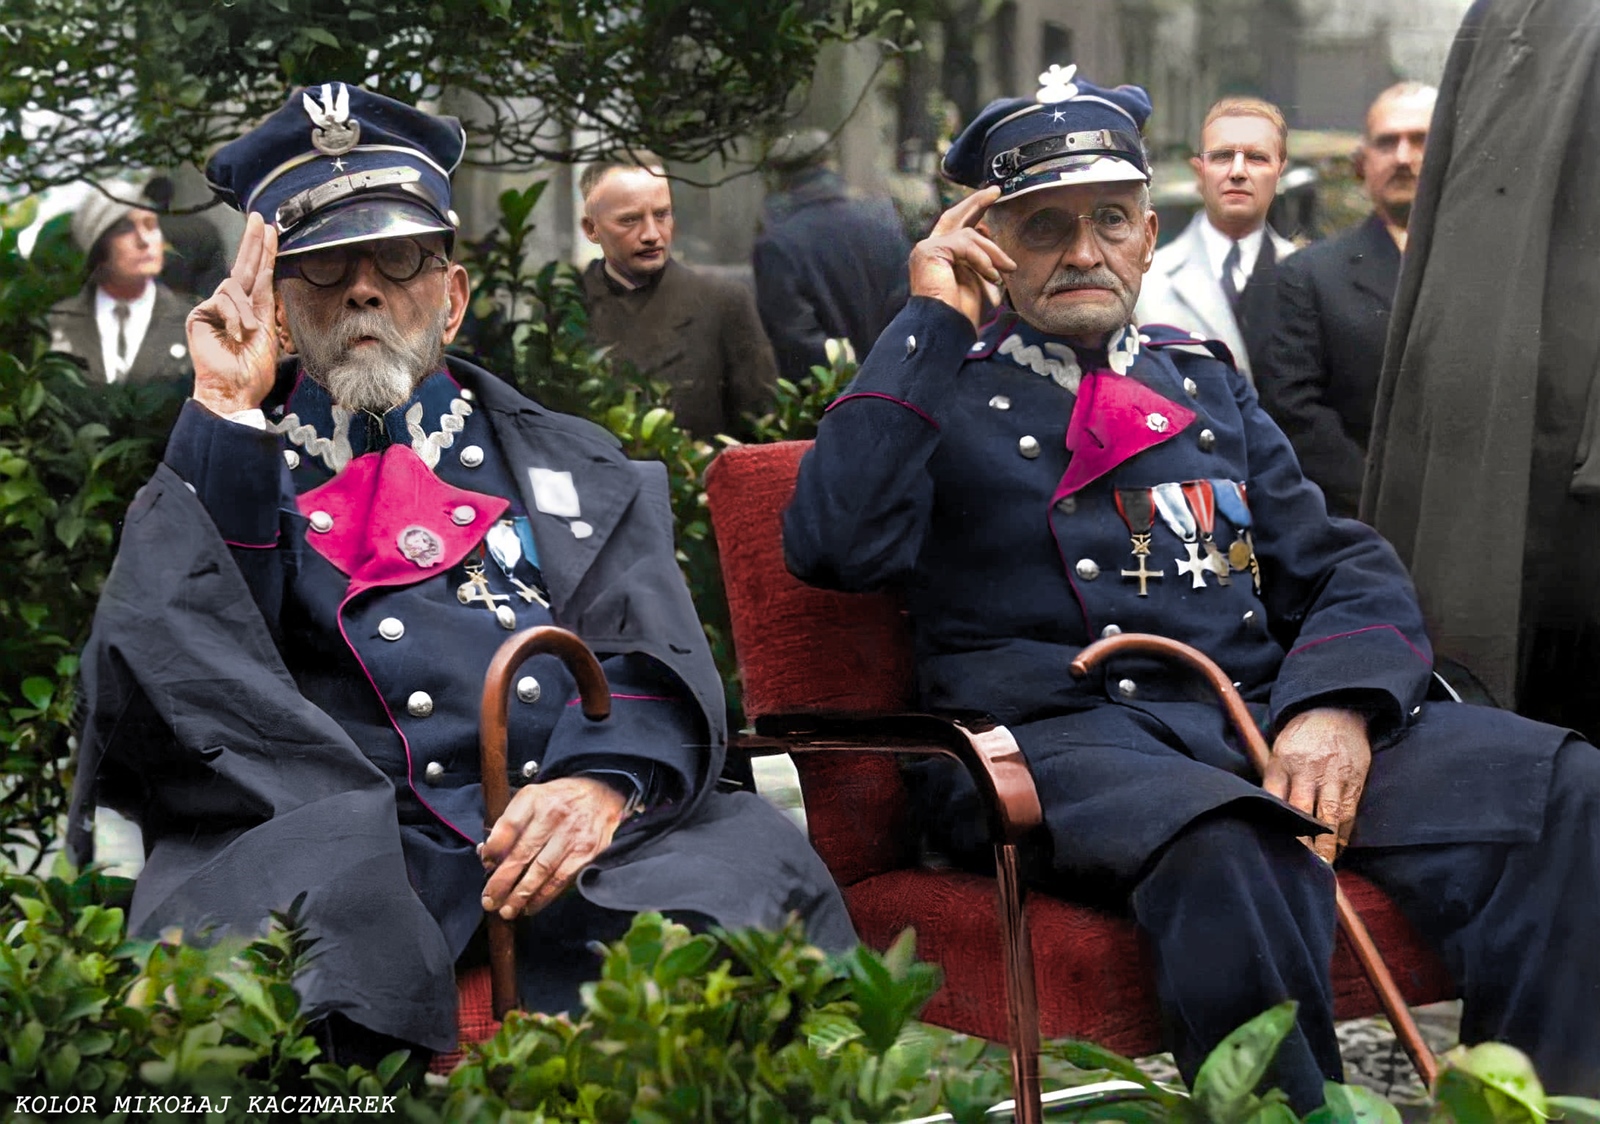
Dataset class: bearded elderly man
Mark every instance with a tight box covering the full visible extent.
[784,64,1600,1110]
[66,85,851,1065]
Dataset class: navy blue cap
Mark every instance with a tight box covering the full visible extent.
[943,64,1152,200]
[206,83,467,257]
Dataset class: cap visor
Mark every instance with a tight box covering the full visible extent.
[277,197,452,256]
[1001,155,1148,200]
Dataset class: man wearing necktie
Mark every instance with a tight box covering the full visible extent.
[1136,97,1296,384]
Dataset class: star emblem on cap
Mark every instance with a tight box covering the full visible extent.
[1050,108,1067,123]
[1037,63,1080,104]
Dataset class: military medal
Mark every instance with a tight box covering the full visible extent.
[1153,481,1212,590]
[1113,488,1164,596]
[1180,480,1231,586]
[1212,480,1261,593]
[457,548,512,614]
[485,519,550,607]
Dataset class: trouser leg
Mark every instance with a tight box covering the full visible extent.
[1131,810,1341,1114]
[1345,739,1600,1097]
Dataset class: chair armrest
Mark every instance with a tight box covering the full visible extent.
[748,712,1044,845]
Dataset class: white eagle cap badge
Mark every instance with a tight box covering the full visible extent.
[1036,63,1080,104]
[303,83,361,156]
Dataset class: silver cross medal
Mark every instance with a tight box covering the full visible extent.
[458,557,517,630]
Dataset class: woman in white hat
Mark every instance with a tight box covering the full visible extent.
[47,180,191,386]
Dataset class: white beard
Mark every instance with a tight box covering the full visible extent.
[285,299,449,413]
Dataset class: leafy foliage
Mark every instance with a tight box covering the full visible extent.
[0,201,184,871]
[1,0,914,192]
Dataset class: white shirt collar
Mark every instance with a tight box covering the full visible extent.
[1199,219,1266,287]
[94,283,158,384]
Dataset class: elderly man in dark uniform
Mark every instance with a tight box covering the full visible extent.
[785,63,1600,1110]
[67,84,851,1065]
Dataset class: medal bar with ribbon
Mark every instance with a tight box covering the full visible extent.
[1180,480,1231,586]
[1153,481,1214,589]
[1212,479,1261,593]
[1113,488,1164,596]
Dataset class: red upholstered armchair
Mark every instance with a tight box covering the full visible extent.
[704,440,1455,1120]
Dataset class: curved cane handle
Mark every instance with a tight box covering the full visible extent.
[478,626,611,1018]
[1070,633,1271,776]
[1069,631,1438,1087]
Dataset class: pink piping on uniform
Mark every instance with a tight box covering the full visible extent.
[1287,624,1430,668]
[334,590,477,845]
[825,392,940,429]
[566,693,674,706]
[224,536,279,549]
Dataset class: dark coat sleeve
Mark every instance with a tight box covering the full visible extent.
[753,233,829,385]
[1261,251,1368,515]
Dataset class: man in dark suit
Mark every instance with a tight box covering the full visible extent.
[578,155,780,440]
[48,179,192,386]
[1263,84,1436,517]
[752,129,910,383]
[69,84,851,1067]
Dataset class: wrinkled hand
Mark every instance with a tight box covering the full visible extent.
[186,212,280,416]
[479,776,629,919]
[1262,708,1372,864]
[910,185,1016,329]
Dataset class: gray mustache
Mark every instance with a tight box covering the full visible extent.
[1045,268,1123,295]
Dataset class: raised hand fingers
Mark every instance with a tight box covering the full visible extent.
[251,223,278,313]
[231,213,268,289]
[931,185,1003,237]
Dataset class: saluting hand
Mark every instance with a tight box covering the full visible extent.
[187,212,280,417]
[478,776,630,920]
[1263,707,1372,864]
[909,185,1017,330]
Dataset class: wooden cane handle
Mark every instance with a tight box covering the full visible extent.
[478,626,612,1019]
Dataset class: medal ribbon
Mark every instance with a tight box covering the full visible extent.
[1114,488,1157,536]
[1212,479,1253,530]
[1152,481,1198,542]
[1180,480,1218,539]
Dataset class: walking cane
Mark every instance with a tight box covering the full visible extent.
[1070,633,1439,1088]
[480,626,613,1019]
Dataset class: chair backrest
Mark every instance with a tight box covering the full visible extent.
[705,441,918,885]
[704,441,914,720]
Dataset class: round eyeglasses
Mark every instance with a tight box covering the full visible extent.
[1014,206,1139,252]
[277,238,448,288]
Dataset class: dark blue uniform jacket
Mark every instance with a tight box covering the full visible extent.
[785,298,1565,884]
[69,357,849,1050]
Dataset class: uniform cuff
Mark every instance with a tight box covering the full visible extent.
[163,398,284,546]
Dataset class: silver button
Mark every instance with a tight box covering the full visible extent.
[1138,333,1151,344]
[459,444,484,468]
[905,334,917,356]
[1183,377,1199,398]
[571,520,593,539]
[970,341,985,353]
[1232,681,1244,690]
[451,504,476,526]
[283,449,301,469]
[516,676,541,704]
[1198,429,1217,452]
[424,761,444,783]
[1101,624,1122,638]
[1191,330,1206,341]
[1056,496,1077,515]
[1412,705,1422,716]
[520,760,540,780]
[1018,436,1041,459]
[309,510,333,533]
[1146,412,1169,433]
[989,395,1012,411]
[1118,678,1137,699]
[459,387,474,401]
[407,691,434,718]
[495,604,517,630]
[378,617,405,641]
[447,209,462,227]
[1242,610,1258,628]
[1075,558,1101,581]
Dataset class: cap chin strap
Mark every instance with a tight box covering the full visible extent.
[989,127,1144,181]
[274,166,438,232]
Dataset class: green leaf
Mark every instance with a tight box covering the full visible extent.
[1445,1043,1550,1120]
[1304,1082,1402,1124]
[1192,1001,1298,1124]
[20,676,53,710]
[301,26,340,47]
[1550,1096,1600,1123]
